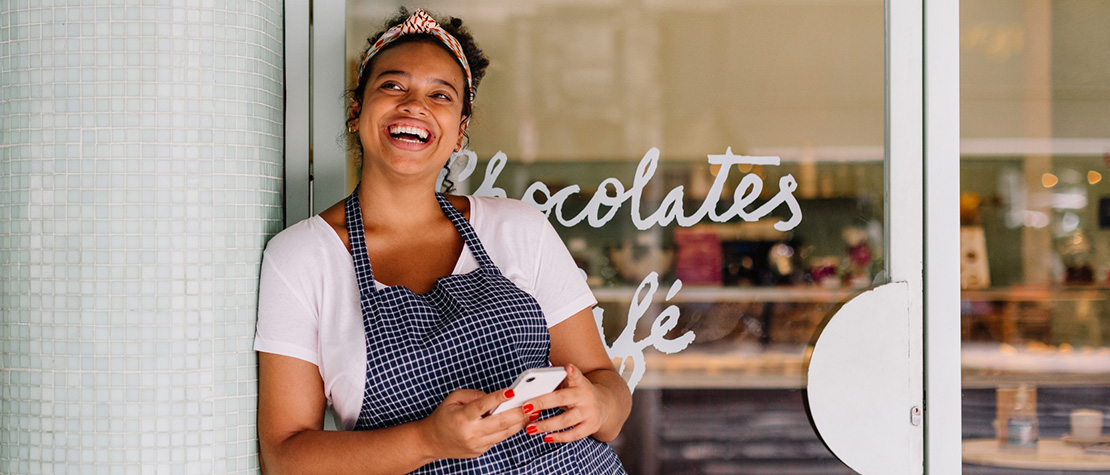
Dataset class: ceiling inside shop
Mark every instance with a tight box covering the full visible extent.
[345,1,1110,161]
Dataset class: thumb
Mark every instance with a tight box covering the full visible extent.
[444,388,487,407]
[563,364,584,387]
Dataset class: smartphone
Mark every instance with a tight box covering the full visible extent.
[489,366,567,416]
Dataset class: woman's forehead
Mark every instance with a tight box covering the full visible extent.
[368,40,466,88]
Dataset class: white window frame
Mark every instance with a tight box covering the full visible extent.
[922,0,961,471]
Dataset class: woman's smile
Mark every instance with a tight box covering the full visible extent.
[387,124,431,144]
[383,120,437,152]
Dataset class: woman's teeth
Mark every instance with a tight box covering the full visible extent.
[389,125,429,143]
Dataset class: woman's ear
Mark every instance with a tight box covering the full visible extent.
[456,119,468,150]
[348,103,362,133]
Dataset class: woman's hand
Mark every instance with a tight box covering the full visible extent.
[541,307,633,443]
[515,364,616,443]
[259,353,532,474]
[418,388,530,459]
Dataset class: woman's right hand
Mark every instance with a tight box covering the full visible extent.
[418,388,529,459]
[260,353,529,474]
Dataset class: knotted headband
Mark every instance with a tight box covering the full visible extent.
[357,9,474,105]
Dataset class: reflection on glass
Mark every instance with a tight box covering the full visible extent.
[349,1,883,472]
[960,0,1110,473]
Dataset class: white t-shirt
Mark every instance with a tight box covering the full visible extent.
[253,195,596,430]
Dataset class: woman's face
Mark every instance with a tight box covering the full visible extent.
[355,40,468,184]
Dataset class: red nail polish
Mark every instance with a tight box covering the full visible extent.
[504,389,515,399]
[526,425,538,435]
[529,413,540,422]
[544,435,554,443]
[522,404,533,413]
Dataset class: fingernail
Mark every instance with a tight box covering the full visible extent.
[568,365,574,375]
[522,404,533,413]
[544,435,554,443]
[504,389,515,399]
[526,425,538,435]
[528,412,540,422]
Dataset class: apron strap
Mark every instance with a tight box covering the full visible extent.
[345,187,380,303]
[434,193,500,273]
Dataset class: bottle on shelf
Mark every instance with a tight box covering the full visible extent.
[1005,383,1039,449]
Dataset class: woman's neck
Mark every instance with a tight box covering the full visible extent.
[356,175,446,230]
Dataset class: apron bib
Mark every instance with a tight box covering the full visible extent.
[345,188,625,474]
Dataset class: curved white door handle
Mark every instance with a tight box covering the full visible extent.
[805,281,922,474]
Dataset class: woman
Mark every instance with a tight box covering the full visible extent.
[255,8,630,474]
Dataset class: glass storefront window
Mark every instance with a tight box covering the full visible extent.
[349,1,885,472]
[960,1,1110,472]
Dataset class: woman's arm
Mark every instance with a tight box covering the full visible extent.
[525,307,632,443]
[258,352,529,475]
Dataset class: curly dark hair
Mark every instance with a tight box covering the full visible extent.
[345,8,490,152]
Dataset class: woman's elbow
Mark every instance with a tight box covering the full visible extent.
[258,429,304,475]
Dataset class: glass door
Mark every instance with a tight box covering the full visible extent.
[290,0,942,471]
[958,1,1110,472]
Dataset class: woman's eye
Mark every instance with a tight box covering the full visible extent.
[431,92,452,100]
[380,82,402,91]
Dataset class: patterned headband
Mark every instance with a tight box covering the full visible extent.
[357,9,475,105]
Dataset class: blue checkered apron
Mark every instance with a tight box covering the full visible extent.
[345,189,626,474]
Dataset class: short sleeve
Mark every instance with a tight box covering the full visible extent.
[531,217,598,328]
[254,245,321,366]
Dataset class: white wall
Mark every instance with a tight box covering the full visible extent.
[0,1,284,473]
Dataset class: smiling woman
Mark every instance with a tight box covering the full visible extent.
[254,8,630,474]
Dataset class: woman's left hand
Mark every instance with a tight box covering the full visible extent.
[536,306,632,443]
[518,364,616,443]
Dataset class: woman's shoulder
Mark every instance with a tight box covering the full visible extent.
[263,215,346,267]
[467,195,547,225]
[465,195,564,261]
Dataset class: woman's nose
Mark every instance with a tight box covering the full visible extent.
[399,94,428,115]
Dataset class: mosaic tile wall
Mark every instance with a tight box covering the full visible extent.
[0,1,284,473]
